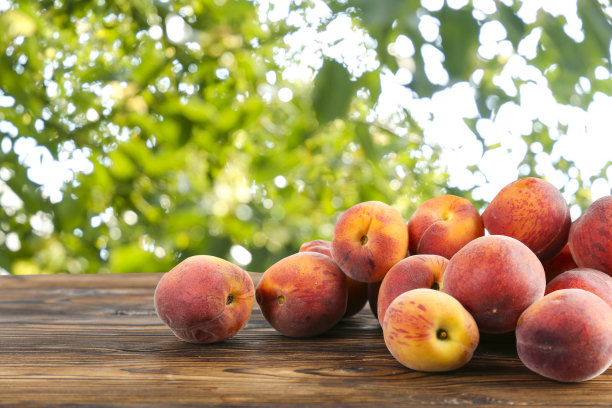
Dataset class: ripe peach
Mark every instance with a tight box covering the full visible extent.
[377,255,448,324]
[383,288,480,372]
[482,177,571,262]
[332,201,408,283]
[344,276,369,317]
[299,239,333,256]
[255,252,347,337]
[408,195,484,259]
[516,289,612,382]
[367,281,381,319]
[442,235,546,333]
[299,239,368,317]
[154,255,254,343]
[545,268,612,308]
[568,195,612,276]
[542,242,578,282]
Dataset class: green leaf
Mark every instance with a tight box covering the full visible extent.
[356,70,382,103]
[578,0,612,60]
[108,149,137,180]
[355,122,380,163]
[352,0,409,29]
[497,3,526,48]
[436,6,480,82]
[312,59,354,125]
[131,46,168,86]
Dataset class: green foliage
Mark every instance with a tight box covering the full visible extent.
[0,0,610,274]
[313,59,355,125]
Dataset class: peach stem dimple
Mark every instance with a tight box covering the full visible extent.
[430,282,440,290]
[436,328,448,340]
[360,213,374,246]
[226,294,234,305]
[277,295,285,304]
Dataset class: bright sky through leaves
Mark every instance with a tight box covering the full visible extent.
[7,0,611,218]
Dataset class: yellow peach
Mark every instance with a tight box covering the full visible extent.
[383,288,479,372]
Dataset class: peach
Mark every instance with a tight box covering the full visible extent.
[568,195,612,276]
[408,195,484,259]
[332,201,408,283]
[299,239,368,318]
[154,255,254,343]
[542,242,578,282]
[299,239,333,256]
[482,177,571,262]
[383,288,480,372]
[516,289,612,382]
[255,252,347,337]
[344,276,369,317]
[545,268,612,308]
[367,281,382,319]
[442,235,546,333]
[377,254,448,324]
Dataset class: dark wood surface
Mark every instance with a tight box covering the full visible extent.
[0,272,610,407]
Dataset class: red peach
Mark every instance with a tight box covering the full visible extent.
[568,195,612,276]
[542,242,578,282]
[377,255,448,324]
[154,255,254,343]
[255,252,347,337]
[299,240,333,256]
[344,276,369,317]
[443,235,546,334]
[545,268,612,308]
[368,281,382,319]
[482,177,571,262]
[299,239,368,317]
[408,195,484,259]
[332,201,408,283]
[516,289,612,382]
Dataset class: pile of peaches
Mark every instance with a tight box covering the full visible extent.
[154,177,612,383]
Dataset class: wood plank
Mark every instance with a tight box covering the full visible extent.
[0,273,610,407]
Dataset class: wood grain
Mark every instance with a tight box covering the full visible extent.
[0,272,610,407]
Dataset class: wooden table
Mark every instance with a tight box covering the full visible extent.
[1,272,610,407]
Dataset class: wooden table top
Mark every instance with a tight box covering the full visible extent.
[0,272,610,407]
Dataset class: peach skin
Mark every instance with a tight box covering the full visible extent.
[299,239,368,317]
[408,195,484,259]
[377,254,448,324]
[255,252,347,337]
[516,289,612,382]
[482,177,571,262]
[568,195,612,276]
[545,268,612,308]
[383,288,480,372]
[367,281,382,319]
[332,201,408,283]
[442,235,546,334]
[542,242,578,282]
[299,240,334,256]
[154,255,254,344]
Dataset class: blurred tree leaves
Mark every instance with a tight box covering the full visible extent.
[436,6,480,83]
[0,0,610,275]
[313,59,355,124]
